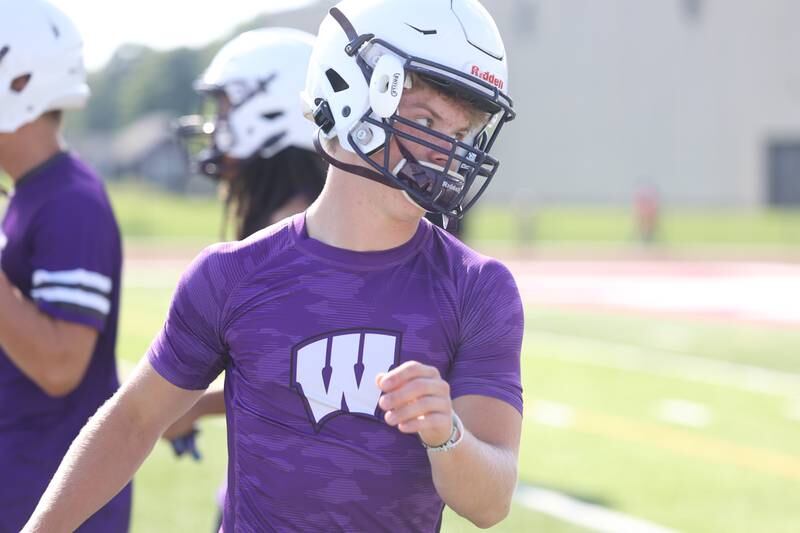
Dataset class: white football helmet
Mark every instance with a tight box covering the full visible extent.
[303,0,515,218]
[177,28,316,178]
[0,0,89,133]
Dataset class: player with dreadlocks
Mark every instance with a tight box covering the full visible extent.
[176,28,326,241]
[169,27,325,529]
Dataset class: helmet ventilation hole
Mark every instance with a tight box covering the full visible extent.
[11,74,32,93]
[325,69,349,93]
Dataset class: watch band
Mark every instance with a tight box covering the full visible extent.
[421,413,464,452]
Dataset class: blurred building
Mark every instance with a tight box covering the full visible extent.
[109,112,187,191]
[72,112,203,193]
[69,0,799,208]
[269,0,800,208]
[490,0,800,208]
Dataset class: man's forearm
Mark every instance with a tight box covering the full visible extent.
[0,283,60,374]
[0,281,93,395]
[376,365,520,528]
[429,430,518,528]
[23,390,161,532]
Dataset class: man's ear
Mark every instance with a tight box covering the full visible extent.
[45,110,63,126]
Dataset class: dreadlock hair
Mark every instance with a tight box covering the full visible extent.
[222,146,327,240]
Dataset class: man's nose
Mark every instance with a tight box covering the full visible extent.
[423,134,452,168]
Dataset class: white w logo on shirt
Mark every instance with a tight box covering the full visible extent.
[291,330,400,430]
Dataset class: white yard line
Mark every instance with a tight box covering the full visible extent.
[515,485,681,533]
[529,400,577,429]
[786,399,800,423]
[655,399,712,428]
[530,330,800,397]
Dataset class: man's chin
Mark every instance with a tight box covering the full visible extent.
[398,190,429,217]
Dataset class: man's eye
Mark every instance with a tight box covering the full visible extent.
[414,117,433,128]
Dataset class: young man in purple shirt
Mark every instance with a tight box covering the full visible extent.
[25,1,522,531]
[0,1,131,531]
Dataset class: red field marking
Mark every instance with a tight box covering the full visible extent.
[505,260,800,327]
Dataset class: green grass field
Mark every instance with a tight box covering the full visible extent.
[467,206,800,248]
[105,184,800,531]
[107,182,800,252]
[117,263,800,533]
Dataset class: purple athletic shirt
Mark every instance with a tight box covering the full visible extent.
[0,153,131,532]
[149,213,523,532]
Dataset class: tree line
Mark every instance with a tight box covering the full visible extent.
[66,15,269,135]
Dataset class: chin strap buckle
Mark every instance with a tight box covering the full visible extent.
[312,100,335,134]
[344,33,375,57]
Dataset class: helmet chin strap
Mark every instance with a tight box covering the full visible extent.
[313,127,463,219]
[312,128,401,190]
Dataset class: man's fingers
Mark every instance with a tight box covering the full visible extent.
[384,396,450,427]
[378,378,449,411]
[377,361,440,392]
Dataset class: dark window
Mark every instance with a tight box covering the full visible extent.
[768,141,800,207]
[683,0,703,22]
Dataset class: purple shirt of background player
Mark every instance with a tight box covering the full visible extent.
[148,214,523,531]
[0,153,132,532]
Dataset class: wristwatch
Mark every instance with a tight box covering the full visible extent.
[421,413,464,452]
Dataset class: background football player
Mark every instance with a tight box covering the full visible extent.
[0,1,131,531]
[175,27,326,241]
[168,27,324,531]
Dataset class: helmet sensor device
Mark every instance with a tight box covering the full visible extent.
[369,53,405,118]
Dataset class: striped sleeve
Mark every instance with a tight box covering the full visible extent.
[31,268,112,322]
[30,188,120,332]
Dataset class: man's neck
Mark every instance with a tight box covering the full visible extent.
[0,123,63,182]
[305,168,421,252]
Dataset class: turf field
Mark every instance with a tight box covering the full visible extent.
[108,182,800,252]
[117,258,800,533]
[109,184,800,532]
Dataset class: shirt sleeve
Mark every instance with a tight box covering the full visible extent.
[147,245,232,391]
[29,189,120,332]
[449,259,524,414]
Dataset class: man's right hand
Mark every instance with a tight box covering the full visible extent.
[169,427,202,461]
[162,408,200,441]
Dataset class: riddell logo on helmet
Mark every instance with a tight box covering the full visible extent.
[470,66,504,90]
[391,73,401,98]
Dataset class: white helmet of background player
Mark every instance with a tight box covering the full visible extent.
[0,0,89,133]
[177,28,316,178]
[303,0,515,219]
